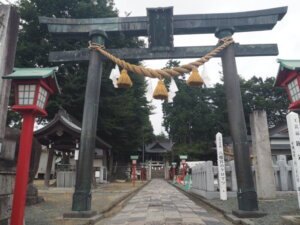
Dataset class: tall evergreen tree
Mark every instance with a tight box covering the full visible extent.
[9,0,154,161]
[162,60,289,160]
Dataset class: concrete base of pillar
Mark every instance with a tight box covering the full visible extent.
[26,195,44,206]
[26,183,44,205]
[63,210,102,223]
[232,209,267,218]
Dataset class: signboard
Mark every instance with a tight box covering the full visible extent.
[179,155,187,160]
[216,132,227,200]
[147,7,174,51]
[130,155,138,160]
[286,112,300,208]
[132,159,137,165]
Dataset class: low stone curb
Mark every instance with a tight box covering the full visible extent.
[169,182,254,225]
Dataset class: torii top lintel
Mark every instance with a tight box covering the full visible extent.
[39,6,287,39]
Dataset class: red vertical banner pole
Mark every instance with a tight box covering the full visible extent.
[133,163,136,186]
[10,113,35,225]
[141,167,144,182]
[173,166,176,182]
[182,161,186,185]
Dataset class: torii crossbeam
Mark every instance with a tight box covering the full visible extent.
[40,6,287,219]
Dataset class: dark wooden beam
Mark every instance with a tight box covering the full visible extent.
[39,7,287,39]
[48,44,278,62]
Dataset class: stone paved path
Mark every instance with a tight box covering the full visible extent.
[100,179,226,225]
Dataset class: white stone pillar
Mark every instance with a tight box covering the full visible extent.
[205,161,214,191]
[216,132,227,200]
[250,110,276,199]
[286,112,300,208]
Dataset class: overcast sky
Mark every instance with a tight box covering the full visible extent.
[113,0,299,135]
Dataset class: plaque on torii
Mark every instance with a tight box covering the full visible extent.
[39,6,287,219]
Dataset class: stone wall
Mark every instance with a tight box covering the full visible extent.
[191,157,298,199]
[0,163,16,225]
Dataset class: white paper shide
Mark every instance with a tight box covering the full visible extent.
[168,78,179,103]
[109,64,120,88]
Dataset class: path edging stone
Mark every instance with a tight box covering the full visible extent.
[170,182,254,225]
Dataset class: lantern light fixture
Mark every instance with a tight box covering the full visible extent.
[3,67,60,116]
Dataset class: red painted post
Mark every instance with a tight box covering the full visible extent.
[133,163,136,186]
[182,161,186,185]
[10,113,35,225]
[173,166,176,181]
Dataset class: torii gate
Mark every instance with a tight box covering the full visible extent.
[39,6,287,218]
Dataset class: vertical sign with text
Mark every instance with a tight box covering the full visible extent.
[286,112,300,208]
[216,132,227,200]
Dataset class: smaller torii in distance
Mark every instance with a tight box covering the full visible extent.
[40,6,287,219]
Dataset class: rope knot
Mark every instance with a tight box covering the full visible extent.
[88,41,105,49]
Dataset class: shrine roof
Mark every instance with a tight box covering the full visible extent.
[34,109,111,150]
[274,59,300,86]
[277,59,300,71]
[139,141,173,153]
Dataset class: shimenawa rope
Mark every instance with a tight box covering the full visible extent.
[88,36,234,79]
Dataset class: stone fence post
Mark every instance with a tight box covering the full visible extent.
[277,155,289,191]
[206,161,214,191]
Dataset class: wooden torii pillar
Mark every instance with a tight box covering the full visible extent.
[39,6,287,218]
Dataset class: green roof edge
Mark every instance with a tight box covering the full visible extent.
[277,59,300,71]
[2,67,59,79]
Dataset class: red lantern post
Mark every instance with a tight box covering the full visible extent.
[2,67,59,225]
[182,160,186,184]
[140,163,144,182]
[180,155,188,185]
[130,155,138,186]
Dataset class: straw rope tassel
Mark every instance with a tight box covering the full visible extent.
[153,80,168,100]
[117,69,132,88]
[187,67,204,87]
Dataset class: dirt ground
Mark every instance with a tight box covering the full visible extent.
[24,180,143,225]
